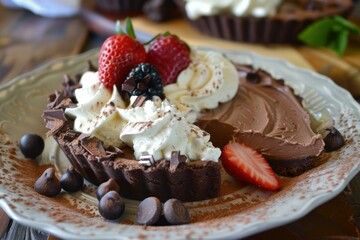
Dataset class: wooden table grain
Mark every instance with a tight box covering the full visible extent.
[0,3,360,240]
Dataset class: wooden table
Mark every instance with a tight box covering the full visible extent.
[0,3,360,240]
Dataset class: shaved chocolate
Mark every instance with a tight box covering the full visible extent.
[106,145,125,158]
[138,152,156,167]
[170,151,187,172]
[63,131,79,142]
[131,95,147,108]
[44,119,64,136]
[122,77,136,93]
[122,83,135,93]
[43,109,67,121]
[81,137,106,156]
[47,90,67,109]
[78,133,91,141]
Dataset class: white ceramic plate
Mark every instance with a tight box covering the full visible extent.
[0,48,359,240]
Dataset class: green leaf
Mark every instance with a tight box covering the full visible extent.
[327,29,349,55]
[298,16,360,55]
[298,18,334,47]
[115,20,123,35]
[333,16,360,35]
[125,17,136,39]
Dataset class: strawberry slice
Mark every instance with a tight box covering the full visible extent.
[221,142,280,191]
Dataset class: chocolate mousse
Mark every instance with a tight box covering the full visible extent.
[197,65,325,177]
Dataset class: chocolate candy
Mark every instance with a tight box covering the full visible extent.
[246,72,260,84]
[98,191,125,220]
[19,133,45,159]
[60,165,84,192]
[96,178,121,200]
[34,167,61,197]
[136,197,162,226]
[324,126,345,152]
[163,199,190,225]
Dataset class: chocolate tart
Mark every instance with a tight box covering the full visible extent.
[43,82,221,203]
[174,0,353,44]
[197,64,325,177]
[94,0,147,14]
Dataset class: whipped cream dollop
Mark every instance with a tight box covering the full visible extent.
[65,71,127,147]
[185,0,282,19]
[64,72,220,162]
[164,50,239,112]
[119,98,221,162]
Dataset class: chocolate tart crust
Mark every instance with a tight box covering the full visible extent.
[46,112,221,202]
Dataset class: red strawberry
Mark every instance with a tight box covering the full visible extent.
[98,19,146,89]
[221,142,280,191]
[147,34,191,85]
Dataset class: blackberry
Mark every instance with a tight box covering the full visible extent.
[122,63,163,100]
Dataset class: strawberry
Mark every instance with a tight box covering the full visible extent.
[147,34,191,85]
[221,142,280,191]
[98,18,146,89]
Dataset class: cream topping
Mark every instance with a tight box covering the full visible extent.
[65,71,127,147]
[185,0,282,19]
[65,72,220,162]
[119,98,221,162]
[164,50,239,112]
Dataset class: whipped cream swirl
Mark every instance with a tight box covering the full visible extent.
[185,0,282,19]
[119,98,221,162]
[64,71,220,162]
[164,50,239,112]
[65,71,127,147]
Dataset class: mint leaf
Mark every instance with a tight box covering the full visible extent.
[333,16,360,35]
[298,16,360,55]
[298,18,334,46]
[328,29,349,55]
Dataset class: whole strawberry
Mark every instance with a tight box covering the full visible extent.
[147,33,191,86]
[98,18,146,89]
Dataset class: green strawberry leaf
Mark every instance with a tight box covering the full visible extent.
[115,20,123,35]
[298,16,360,55]
[125,17,136,39]
[114,18,137,39]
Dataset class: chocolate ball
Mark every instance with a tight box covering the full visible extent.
[98,191,125,220]
[163,198,190,225]
[324,126,345,152]
[136,196,162,226]
[96,178,121,200]
[60,165,84,192]
[34,167,61,197]
[19,133,45,159]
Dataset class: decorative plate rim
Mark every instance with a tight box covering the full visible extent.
[0,48,359,240]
